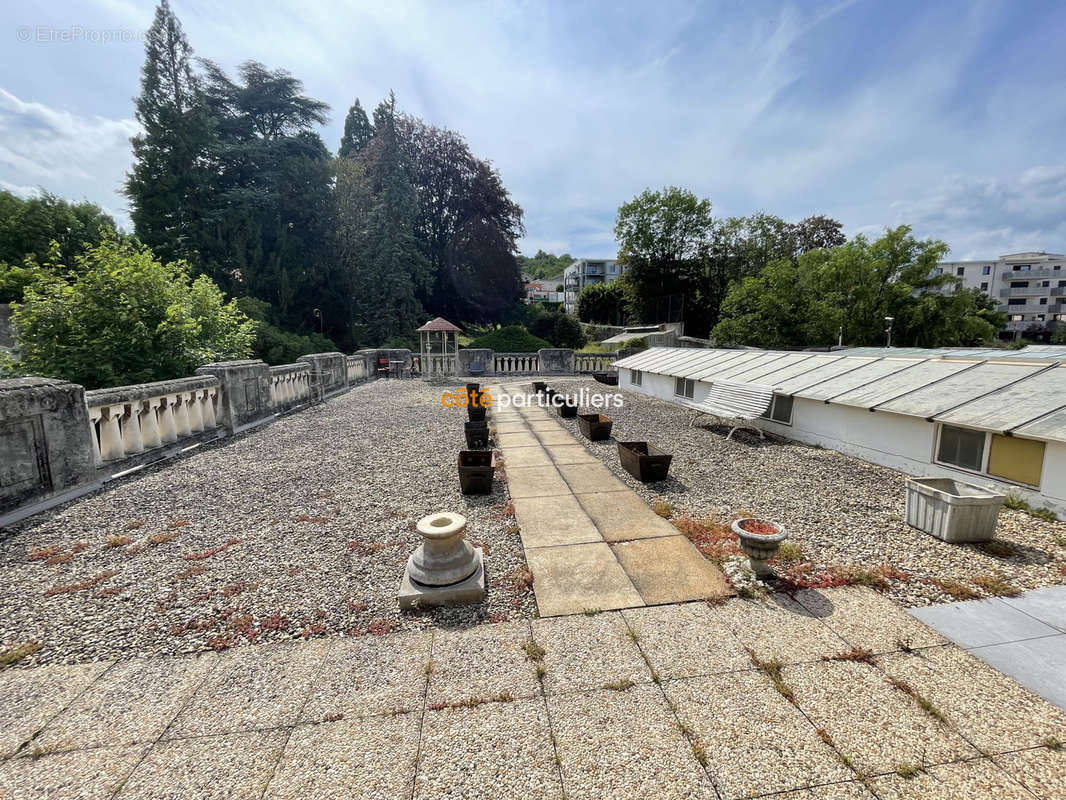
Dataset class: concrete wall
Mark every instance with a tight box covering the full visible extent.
[196,360,273,433]
[537,348,575,375]
[458,349,494,377]
[617,366,1066,516]
[298,352,347,397]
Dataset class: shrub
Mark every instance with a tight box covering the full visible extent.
[621,336,649,350]
[470,326,550,352]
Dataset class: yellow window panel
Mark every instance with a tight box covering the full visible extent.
[987,435,1045,487]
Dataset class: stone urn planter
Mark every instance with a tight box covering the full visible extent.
[398,511,486,609]
[465,383,481,408]
[532,381,546,395]
[905,477,1005,543]
[592,372,618,386]
[464,420,489,449]
[617,441,673,482]
[466,402,486,422]
[457,450,495,494]
[578,413,613,441]
[731,518,788,577]
[557,396,578,418]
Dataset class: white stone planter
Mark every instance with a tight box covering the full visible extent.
[731,518,788,577]
[399,512,486,609]
[905,477,1005,543]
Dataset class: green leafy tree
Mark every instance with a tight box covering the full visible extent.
[470,325,550,351]
[235,296,337,364]
[517,250,574,280]
[551,313,586,349]
[0,190,117,275]
[576,282,629,325]
[9,237,256,388]
[338,99,374,157]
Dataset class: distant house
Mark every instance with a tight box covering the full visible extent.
[524,275,565,304]
[562,259,626,314]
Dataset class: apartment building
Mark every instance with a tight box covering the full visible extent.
[935,251,1066,340]
[562,259,626,314]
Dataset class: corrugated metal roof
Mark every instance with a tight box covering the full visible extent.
[612,346,1066,442]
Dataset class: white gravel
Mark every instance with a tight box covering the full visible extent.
[0,380,534,667]
[542,377,1066,607]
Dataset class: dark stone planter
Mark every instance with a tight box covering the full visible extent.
[458,450,495,495]
[593,372,618,386]
[464,421,489,449]
[557,397,578,418]
[467,404,486,422]
[617,441,673,482]
[532,381,546,395]
[577,413,613,441]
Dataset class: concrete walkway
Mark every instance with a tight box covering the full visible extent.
[489,383,730,616]
[910,585,1066,713]
[3,589,1065,799]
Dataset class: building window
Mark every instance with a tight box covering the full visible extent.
[1042,281,1051,287]
[1008,299,1025,306]
[936,425,985,472]
[1010,314,1024,321]
[956,267,964,276]
[1013,265,1031,271]
[674,377,694,399]
[1040,297,1048,305]
[980,282,989,291]
[608,264,616,273]
[934,267,943,275]
[982,265,991,275]
[630,369,642,386]
[1010,281,1029,288]
[987,435,1044,486]
[759,394,794,425]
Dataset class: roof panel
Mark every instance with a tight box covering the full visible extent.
[727,353,819,383]
[773,357,880,395]
[714,353,794,381]
[876,362,1047,419]
[794,359,922,401]
[751,355,845,387]
[614,348,677,370]
[828,360,977,409]
[676,350,747,378]
[935,366,1066,433]
[690,351,765,381]
[658,349,721,376]
[1014,407,1066,444]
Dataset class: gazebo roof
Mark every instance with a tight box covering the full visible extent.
[416,317,462,333]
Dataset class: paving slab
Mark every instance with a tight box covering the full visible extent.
[263,715,420,800]
[544,444,599,464]
[536,428,580,446]
[118,730,286,800]
[575,490,679,541]
[512,495,603,548]
[664,672,852,799]
[870,758,1034,799]
[995,746,1066,799]
[524,542,644,617]
[772,784,875,800]
[498,445,553,468]
[0,745,147,800]
[166,639,329,738]
[528,420,566,432]
[1000,585,1066,632]
[621,603,750,679]
[300,630,431,722]
[784,660,978,775]
[716,594,850,664]
[793,587,947,654]
[505,465,571,499]
[611,536,731,605]
[876,646,1066,752]
[0,660,112,758]
[415,698,563,800]
[548,684,716,800]
[492,422,529,435]
[969,634,1066,712]
[496,431,541,449]
[532,612,651,694]
[36,652,218,751]
[427,621,540,704]
[556,461,627,494]
[909,596,1059,648]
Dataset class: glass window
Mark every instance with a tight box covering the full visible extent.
[956,267,965,276]
[674,377,694,398]
[1010,281,1029,288]
[1040,298,1048,305]
[980,282,989,291]
[770,394,793,424]
[982,266,991,275]
[987,435,1044,486]
[1008,299,1025,306]
[934,267,943,275]
[937,425,985,472]
[630,369,642,386]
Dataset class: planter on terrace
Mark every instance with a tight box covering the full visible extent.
[577,413,613,441]
[731,518,788,577]
[593,372,618,386]
[464,420,489,449]
[532,381,546,395]
[905,477,1005,543]
[617,441,673,482]
[457,450,495,495]
[557,396,579,419]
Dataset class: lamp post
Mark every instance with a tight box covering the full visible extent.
[884,316,894,348]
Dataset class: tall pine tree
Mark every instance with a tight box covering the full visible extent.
[338,99,374,157]
[125,0,210,265]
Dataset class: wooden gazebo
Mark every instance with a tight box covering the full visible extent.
[416,317,462,377]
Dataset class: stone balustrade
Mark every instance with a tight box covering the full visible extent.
[85,376,222,466]
[269,364,311,410]
[575,352,617,373]
[494,353,540,374]
[346,354,369,383]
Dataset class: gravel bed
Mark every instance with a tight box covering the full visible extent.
[541,377,1066,607]
[0,380,533,667]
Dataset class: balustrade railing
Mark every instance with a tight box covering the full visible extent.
[270,364,312,409]
[346,355,369,383]
[494,353,540,374]
[574,352,617,373]
[85,377,221,465]
[423,354,456,376]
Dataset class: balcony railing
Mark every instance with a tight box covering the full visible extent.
[494,353,539,374]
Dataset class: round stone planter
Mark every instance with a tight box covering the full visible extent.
[731,518,788,577]
[407,512,479,586]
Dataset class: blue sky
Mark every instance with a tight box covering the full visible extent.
[1,0,1064,260]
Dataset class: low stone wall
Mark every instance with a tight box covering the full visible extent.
[298,352,347,397]
[195,360,272,433]
[537,348,575,375]
[458,349,494,377]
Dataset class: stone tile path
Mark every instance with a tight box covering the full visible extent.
[3,589,1065,799]
[910,585,1066,712]
[490,383,730,616]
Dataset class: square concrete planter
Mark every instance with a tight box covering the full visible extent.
[593,372,618,386]
[905,477,1005,543]
[532,381,546,395]
[577,413,613,441]
[617,441,673,482]
[466,404,486,422]
[464,421,489,449]
[557,397,578,418]
[458,450,495,495]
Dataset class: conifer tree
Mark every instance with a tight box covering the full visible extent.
[338,99,374,157]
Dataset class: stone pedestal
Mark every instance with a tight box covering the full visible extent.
[195,360,272,433]
[298,352,347,397]
[399,512,486,609]
[537,348,575,375]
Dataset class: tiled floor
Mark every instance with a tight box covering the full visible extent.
[492,382,730,616]
[3,591,1065,799]
[910,585,1066,711]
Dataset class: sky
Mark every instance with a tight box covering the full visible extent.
[1,0,1064,261]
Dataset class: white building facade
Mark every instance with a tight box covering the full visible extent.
[935,251,1066,340]
[563,259,626,314]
